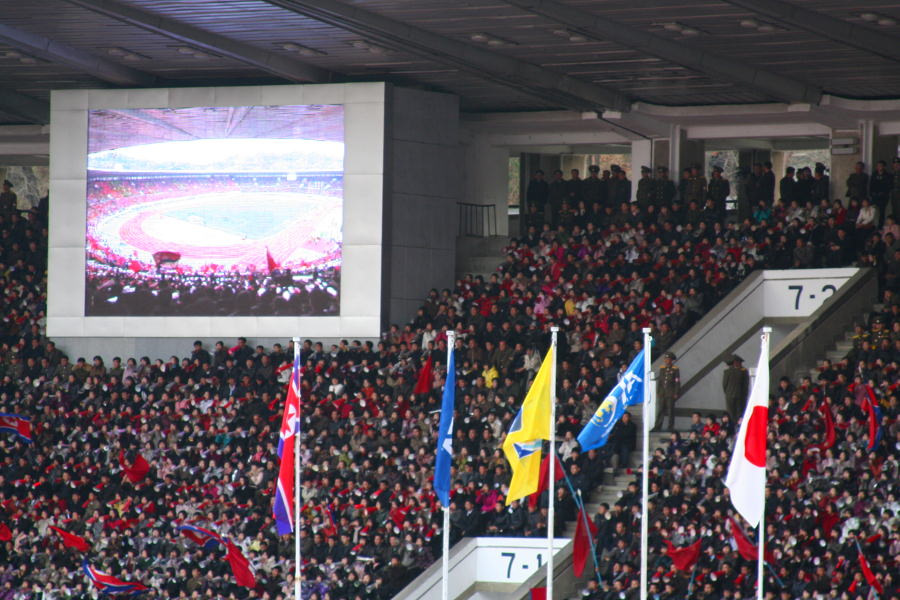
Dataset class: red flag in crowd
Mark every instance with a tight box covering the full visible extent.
[572,506,598,577]
[529,452,564,510]
[0,522,11,541]
[225,539,257,588]
[118,450,150,483]
[812,401,835,452]
[862,386,884,452]
[266,247,278,273]
[728,517,775,563]
[530,588,546,600]
[857,547,883,594]
[413,355,434,395]
[664,539,702,571]
[49,526,91,552]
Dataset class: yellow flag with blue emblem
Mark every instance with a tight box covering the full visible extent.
[502,346,554,505]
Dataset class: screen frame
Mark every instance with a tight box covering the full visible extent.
[48,83,386,339]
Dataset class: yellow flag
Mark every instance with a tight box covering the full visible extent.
[502,346,554,504]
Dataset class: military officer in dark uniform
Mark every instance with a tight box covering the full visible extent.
[0,180,16,217]
[636,166,654,212]
[654,166,676,209]
[722,355,750,421]
[655,351,681,431]
[846,161,869,203]
[811,163,830,205]
[869,160,892,226]
[891,158,900,221]
[706,165,730,218]
[583,164,604,209]
[688,164,707,207]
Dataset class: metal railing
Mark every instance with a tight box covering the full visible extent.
[457,202,497,237]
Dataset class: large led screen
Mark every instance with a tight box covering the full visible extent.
[84,104,344,317]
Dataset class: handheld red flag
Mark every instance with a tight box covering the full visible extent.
[664,539,702,571]
[118,451,150,483]
[413,355,434,395]
[573,506,598,577]
[49,526,91,552]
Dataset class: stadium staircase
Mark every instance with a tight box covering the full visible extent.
[792,303,883,384]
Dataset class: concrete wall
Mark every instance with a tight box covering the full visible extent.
[384,86,460,328]
[462,136,511,236]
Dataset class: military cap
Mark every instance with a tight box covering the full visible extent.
[664,351,676,360]
[726,354,744,364]
[588,164,600,173]
[641,165,651,173]
[2,179,11,187]
[657,166,668,173]
[712,165,723,173]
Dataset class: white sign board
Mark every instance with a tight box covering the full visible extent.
[762,269,856,317]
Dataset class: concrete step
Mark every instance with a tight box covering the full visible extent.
[456,256,502,276]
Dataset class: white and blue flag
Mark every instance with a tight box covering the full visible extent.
[434,349,456,507]
[577,349,646,451]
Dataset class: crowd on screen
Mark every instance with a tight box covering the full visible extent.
[83,175,342,317]
[0,158,896,600]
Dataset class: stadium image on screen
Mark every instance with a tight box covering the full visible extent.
[84,104,344,317]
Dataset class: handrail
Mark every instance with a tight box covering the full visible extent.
[457,202,497,237]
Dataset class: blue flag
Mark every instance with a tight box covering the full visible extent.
[434,349,456,507]
[577,348,646,451]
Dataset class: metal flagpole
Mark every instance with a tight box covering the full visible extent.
[442,330,455,600]
[292,337,302,600]
[547,326,558,600]
[640,328,651,600]
[757,327,771,600]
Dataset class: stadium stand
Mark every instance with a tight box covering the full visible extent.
[0,165,898,600]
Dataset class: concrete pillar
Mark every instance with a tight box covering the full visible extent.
[861,119,875,170]
[630,139,652,202]
[668,124,682,176]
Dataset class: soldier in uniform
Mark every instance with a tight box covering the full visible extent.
[845,161,869,203]
[613,167,631,206]
[869,160,892,227]
[722,355,750,421]
[811,163,830,205]
[655,166,676,209]
[636,166,654,212]
[0,179,16,217]
[548,169,566,226]
[583,164,604,208]
[706,165,730,219]
[655,351,681,431]
[890,158,900,222]
[688,164,707,206]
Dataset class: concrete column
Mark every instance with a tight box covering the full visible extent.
[668,124,682,176]
[630,139,652,202]
[861,119,875,170]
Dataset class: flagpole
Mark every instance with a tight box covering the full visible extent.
[757,327,771,600]
[547,326,558,600]
[640,328,651,600]
[442,330,455,600]
[292,337,302,600]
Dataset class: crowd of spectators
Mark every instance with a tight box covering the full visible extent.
[0,159,896,600]
[581,310,899,600]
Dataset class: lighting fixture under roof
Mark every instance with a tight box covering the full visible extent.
[278,42,327,57]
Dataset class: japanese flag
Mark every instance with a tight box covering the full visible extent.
[725,332,769,528]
